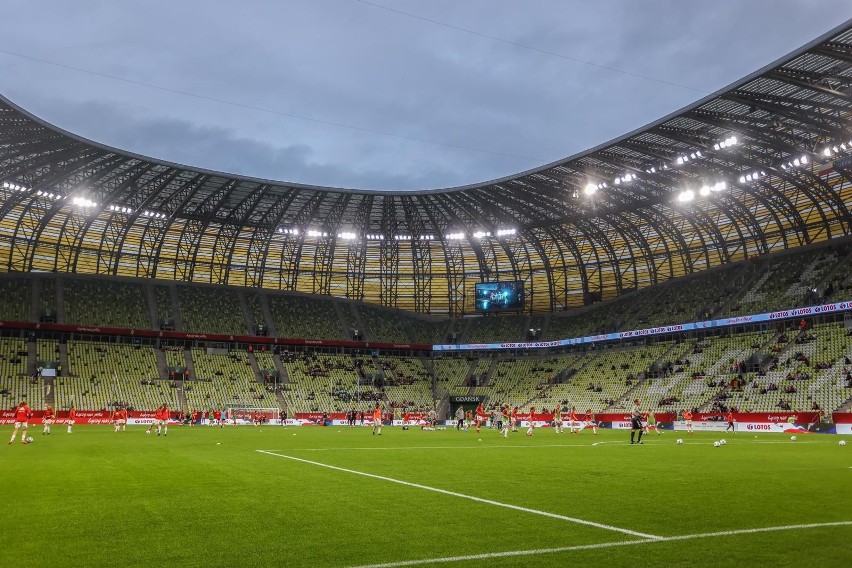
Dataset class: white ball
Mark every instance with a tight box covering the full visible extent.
[145,430,150,435]
[840,440,846,446]
[713,441,720,447]
[676,438,683,445]
[790,435,797,441]
[25,436,34,443]
[720,439,727,445]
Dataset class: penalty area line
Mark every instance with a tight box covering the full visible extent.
[256,450,661,540]
[343,521,852,568]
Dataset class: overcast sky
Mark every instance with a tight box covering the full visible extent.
[1,1,850,191]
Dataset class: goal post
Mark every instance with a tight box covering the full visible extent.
[223,404,280,425]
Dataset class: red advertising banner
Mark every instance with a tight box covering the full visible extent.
[0,320,430,352]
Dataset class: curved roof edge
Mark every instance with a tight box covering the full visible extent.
[2,16,851,196]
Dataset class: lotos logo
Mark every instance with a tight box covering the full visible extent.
[747,424,771,430]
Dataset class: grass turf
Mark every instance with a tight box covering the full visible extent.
[0,425,849,567]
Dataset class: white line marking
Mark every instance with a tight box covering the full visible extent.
[259,442,615,452]
[343,521,852,568]
[256,450,661,540]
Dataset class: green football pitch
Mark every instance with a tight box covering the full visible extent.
[1,425,850,567]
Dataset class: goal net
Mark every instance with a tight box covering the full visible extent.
[223,405,280,425]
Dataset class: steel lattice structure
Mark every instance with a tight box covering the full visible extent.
[2,21,852,316]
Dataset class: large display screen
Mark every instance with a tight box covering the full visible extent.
[474,281,524,312]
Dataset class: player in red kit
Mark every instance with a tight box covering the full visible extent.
[67,405,76,434]
[147,404,169,436]
[475,403,485,434]
[9,401,32,444]
[42,404,55,435]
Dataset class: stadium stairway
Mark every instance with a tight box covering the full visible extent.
[155,349,168,380]
[332,300,350,340]
[182,349,197,380]
[57,342,69,381]
[272,353,288,384]
[29,278,39,322]
[42,375,55,408]
[259,294,277,336]
[27,339,37,377]
[246,351,262,380]
[237,290,254,336]
[145,283,159,330]
[55,276,67,323]
[463,359,479,396]
[168,284,184,331]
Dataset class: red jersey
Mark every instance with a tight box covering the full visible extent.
[155,407,168,421]
[569,409,577,421]
[372,408,382,422]
[14,404,31,422]
[726,412,734,422]
[44,407,55,420]
[213,411,221,420]
[684,411,693,421]
[69,409,76,420]
[119,409,128,420]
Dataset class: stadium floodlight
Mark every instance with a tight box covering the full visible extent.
[337,231,357,240]
[713,181,726,192]
[699,186,711,197]
[72,196,97,208]
[584,183,598,195]
[677,189,694,203]
[446,232,465,240]
[823,147,832,157]
[676,156,685,165]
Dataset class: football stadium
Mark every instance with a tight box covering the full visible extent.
[2,8,852,568]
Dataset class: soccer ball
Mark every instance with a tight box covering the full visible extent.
[25,436,33,443]
[145,429,151,435]
[525,428,533,437]
[840,440,847,446]
[676,438,683,445]
[713,441,720,447]
[790,435,797,441]
[720,439,727,445]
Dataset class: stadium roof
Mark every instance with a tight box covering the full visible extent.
[2,19,852,315]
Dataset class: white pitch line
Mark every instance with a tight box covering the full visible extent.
[256,450,661,540]
[258,442,620,452]
[343,521,852,568]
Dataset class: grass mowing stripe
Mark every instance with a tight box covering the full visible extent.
[256,449,662,540]
[343,521,852,568]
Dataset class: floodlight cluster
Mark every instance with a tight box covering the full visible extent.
[821,140,852,157]
[72,197,98,208]
[36,190,62,201]
[2,181,30,192]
